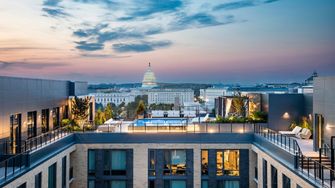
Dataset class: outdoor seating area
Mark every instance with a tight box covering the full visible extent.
[279,126,312,139]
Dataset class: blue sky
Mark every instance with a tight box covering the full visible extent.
[0,0,334,83]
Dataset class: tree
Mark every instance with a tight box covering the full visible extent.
[136,100,146,118]
[71,96,91,129]
[105,103,113,120]
[231,92,247,117]
[94,109,106,125]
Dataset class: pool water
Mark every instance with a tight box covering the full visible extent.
[133,118,189,126]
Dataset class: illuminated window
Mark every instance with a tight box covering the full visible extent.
[224,150,239,176]
[216,151,223,176]
[216,150,240,176]
[149,150,156,176]
[201,150,208,175]
[164,150,186,175]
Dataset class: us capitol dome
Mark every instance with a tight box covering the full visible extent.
[142,63,158,89]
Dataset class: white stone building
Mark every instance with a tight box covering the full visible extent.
[93,91,137,106]
[147,89,194,105]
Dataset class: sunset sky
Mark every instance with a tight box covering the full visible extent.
[0,0,334,84]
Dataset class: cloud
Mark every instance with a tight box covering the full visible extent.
[120,0,183,20]
[72,0,118,8]
[170,13,236,31]
[42,7,69,18]
[73,24,108,38]
[42,0,69,18]
[112,40,172,53]
[43,0,63,7]
[75,41,104,51]
[213,0,280,11]
[72,24,167,51]
[0,60,66,69]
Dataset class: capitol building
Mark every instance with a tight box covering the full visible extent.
[93,63,194,107]
[142,63,158,89]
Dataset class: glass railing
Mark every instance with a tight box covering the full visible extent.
[1,128,69,155]
[126,123,257,134]
[0,152,29,183]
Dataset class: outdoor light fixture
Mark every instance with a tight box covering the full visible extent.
[326,124,335,129]
[282,112,290,119]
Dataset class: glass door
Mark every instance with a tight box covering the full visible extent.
[10,114,22,154]
[315,114,324,149]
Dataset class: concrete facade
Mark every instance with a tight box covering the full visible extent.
[0,76,92,155]
[267,94,310,131]
[71,143,252,188]
[0,76,71,140]
[0,132,321,188]
[313,76,335,149]
[3,145,76,188]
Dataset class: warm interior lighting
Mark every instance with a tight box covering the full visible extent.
[282,112,290,119]
[208,129,215,133]
[326,124,335,129]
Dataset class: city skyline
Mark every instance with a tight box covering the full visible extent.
[0,0,335,84]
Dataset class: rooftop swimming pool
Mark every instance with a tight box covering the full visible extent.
[133,118,189,126]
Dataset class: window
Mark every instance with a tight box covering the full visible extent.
[164,150,186,175]
[17,182,26,188]
[271,165,277,188]
[35,172,42,188]
[149,150,156,176]
[88,150,96,176]
[216,150,240,176]
[149,180,155,188]
[63,105,69,119]
[104,150,127,175]
[216,151,223,176]
[41,109,49,133]
[255,154,258,181]
[164,180,186,188]
[105,180,126,188]
[88,180,95,188]
[296,185,302,188]
[201,150,208,176]
[282,174,291,188]
[48,163,57,188]
[201,180,208,188]
[52,107,60,129]
[62,156,67,188]
[27,111,37,139]
[217,180,240,188]
[263,159,267,188]
[224,150,239,176]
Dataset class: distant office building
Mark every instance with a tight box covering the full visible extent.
[0,76,94,154]
[93,91,136,106]
[142,63,158,89]
[199,88,226,108]
[147,89,194,105]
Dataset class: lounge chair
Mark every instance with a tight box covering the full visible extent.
[295,128,312,139]
[279,126,302,135]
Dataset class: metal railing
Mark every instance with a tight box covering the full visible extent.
[297,154,335,188]
[1,128,69,155]
[254,124,302,155]
[0,152,29,183]
[254,124,334,188]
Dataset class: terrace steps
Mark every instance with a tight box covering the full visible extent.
[301,156,332,169]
